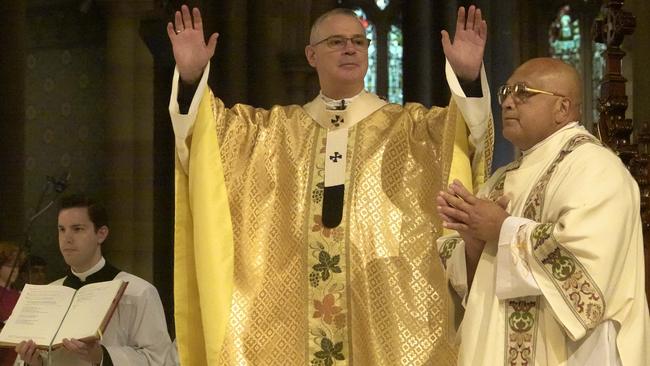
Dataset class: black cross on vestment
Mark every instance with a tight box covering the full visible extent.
[329,152,343,162]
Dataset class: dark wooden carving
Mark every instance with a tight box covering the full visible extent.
[593,0,650,299]
[593,0,636,163]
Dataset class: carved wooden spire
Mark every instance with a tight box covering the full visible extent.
[594,1,650,300]
[593,0,636,164]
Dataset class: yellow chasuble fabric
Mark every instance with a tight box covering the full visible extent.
[174,88,491,365]
[174,90,234,365]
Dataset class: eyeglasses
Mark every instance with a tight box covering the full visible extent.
[497,82,566,105]
[311,35,371,51]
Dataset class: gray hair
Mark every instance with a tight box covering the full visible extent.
[309,8,361,45]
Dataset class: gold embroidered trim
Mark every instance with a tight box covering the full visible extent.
[531,224,605,329]
[485,157,539,365]
[522,135,600,222]
[307,130,352,366]
[487,157,521,201]
[524,134,604,332]
[505,298,539,366]
[484,115,495,176]
[438,238,461,269]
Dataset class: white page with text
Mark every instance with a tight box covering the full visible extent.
[0,285,75,345]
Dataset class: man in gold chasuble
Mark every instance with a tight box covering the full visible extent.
[167,5,493,365]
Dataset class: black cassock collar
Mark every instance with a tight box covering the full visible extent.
[62,262,120,290]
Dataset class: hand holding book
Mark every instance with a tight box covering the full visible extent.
[0,279,127,350]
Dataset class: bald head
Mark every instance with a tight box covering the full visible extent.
[514,57,582,120]
[501,58,585,150]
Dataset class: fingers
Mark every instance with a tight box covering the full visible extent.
[62,338,86,353]
[174,8,184,33]
[181,4,193,30]
[438,211,455,224]
[449,179,477,204]
[438,208,468,227]
[457,5,485,34]
[192,7,203,31]
[474,7,481,28]
[441,30,451,51]
[496,195,510,209]
[437,193,464,224]
[466,5,476,30]
[442,220,469,231]
[438,203,470,223]
[172,6,208,36]
[480,19,488,41]
[439,190,470,211]
[16,340,42,366]
[437,192,471,221]
[166,22,176,39]
[174,5,198,33]
[436,192,452,208]
[206,33,219,57]
[455,6,466,33]
[472,7,487,41]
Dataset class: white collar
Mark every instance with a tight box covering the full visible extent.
[303,90,387,130]
[318,90,364,110]
[71,256,105,282]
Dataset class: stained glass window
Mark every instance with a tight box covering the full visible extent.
[549,5,581,71]
[375,0,389,11]
[549,4,607,126]
[353,4,402,104]
[388,25,403,105]
[592,42,607,123]
[354,8,377,95]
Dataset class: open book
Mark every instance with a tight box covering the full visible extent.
[0,279,127,349]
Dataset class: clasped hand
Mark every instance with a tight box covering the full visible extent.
[436,180,509,243]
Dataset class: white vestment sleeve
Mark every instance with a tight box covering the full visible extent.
[495,216,543,300]
[168,62,211,174]
[496,218,622,365]
[568,321,621,366]
[445,60,490,153]
[103,284,172,365]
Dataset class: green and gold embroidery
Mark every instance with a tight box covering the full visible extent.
[307,131,354,365]
[503,135,601,364]
[524,135,605,330]
[522,135,600,221]
[505,299,539,366]
[487,157,521,202]
[438,238,461,269]
[530,224,605,329]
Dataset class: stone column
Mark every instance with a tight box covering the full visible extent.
[102,0,154,281]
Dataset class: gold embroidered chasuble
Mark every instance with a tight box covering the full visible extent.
[439,126,650,366]
[173,84,492,364]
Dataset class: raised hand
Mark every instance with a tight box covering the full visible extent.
[441,5,487,82]
[166,5,219,84]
